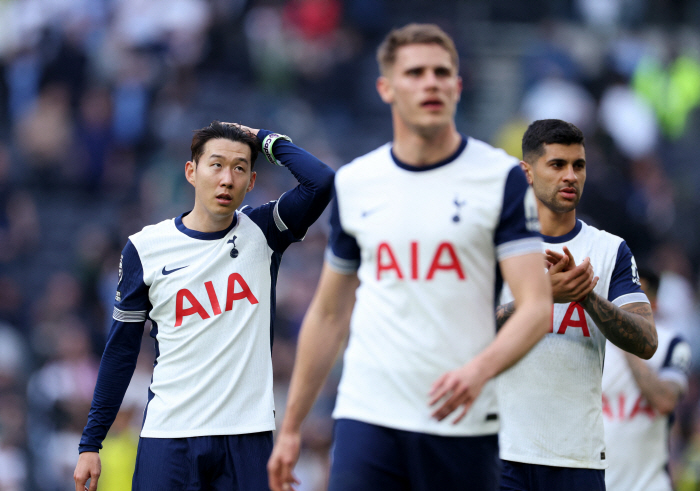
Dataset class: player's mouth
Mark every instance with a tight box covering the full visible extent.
[216,193,233,205]
[558,187,578,200]
[421,99,444,110]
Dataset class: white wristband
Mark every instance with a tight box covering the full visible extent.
[262,133,293,166]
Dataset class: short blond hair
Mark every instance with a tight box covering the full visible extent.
[376,23,459,75]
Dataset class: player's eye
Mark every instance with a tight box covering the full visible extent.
[435,67,451,77]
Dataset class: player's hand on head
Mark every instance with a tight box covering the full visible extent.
[74,452,101,491]
[267,430,302,491]
[221,122,260,139]
[428,362,487,424]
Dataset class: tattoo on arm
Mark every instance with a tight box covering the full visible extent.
[581,293,657,359]
[495,301,516,330]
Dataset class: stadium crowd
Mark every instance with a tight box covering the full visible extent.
[1,0,700,489]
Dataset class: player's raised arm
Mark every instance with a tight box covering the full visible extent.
[233,124,335,239]
[268,263,359,491]
[430,251,552,422]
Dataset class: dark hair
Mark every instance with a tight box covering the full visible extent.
[637,267,660,298]
[522,119,585,164]
[190,121,260,170]
[376,23,458,75]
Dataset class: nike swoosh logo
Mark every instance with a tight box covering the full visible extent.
[162,265,189,275]
[361,205,386,218]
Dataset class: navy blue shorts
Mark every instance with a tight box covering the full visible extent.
[328,418,500,491]
[500,460,605,491]
[131,432,273,491]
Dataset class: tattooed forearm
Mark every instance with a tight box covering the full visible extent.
[495,301,516,330]
[580,293,657,359]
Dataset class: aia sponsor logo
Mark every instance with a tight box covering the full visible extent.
[376,241,465,281]
[175,273,258,326]
[602,393,656,420]
[550,302,590,337]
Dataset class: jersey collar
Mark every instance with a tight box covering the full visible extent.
[390,135,468,172]
[175,211,238,240]
[540,219,583,243]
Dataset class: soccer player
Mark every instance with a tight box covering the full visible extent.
[73,121,335,491]
[495,119,658,491]
[602,268,690,491]
[267,24,553,491]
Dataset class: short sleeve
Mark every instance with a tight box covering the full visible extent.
[609,242,648,306]
[113,240,151,322]
[659,336,691,393]
[494,166,543,261]
[325,188,360,274]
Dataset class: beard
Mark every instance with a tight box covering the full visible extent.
[537,186,580,214]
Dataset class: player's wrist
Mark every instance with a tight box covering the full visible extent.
[262,133,293,166]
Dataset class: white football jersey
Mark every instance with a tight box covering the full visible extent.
[498,220,649,469]
[603,326,690,491]
[116,206,297,438]
[327,137,542,436]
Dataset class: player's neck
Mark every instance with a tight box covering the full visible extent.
[391,123,462,167]
[538,205,577,237]
[182,206,235,233]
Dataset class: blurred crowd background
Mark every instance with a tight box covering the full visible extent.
[2,0,700,489]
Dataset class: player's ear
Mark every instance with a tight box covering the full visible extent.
[185,161,196,187]
[456,76,463,103]
[376,76,393,104]
[246,171,256,193]
[519,160,533,185]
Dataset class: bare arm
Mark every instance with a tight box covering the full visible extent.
[581,296,657,359]
[495,246,596,329]
[495,301,516,330]
[268,264,359,491]
[430,251,552,422]
[623,351,683,415]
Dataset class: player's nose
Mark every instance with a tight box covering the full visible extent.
[563,165,577,182]
[220,169,234,187]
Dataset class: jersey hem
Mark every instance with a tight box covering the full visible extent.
[140,422,276,438]
[499,452,608,470]
[332,410,499,437]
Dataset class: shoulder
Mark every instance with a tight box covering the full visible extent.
[128,217,179,255]
[130,217,176,243]
[336,143,393,186]
[463,137,520,171]
[578,220,625,249]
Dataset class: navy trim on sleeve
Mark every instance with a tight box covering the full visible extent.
[328,188,361,264]
[116,240,151,313]
[494,166,540,247]
[608,241,644,302]
[256,129,334,240]
[663,336,689,370]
